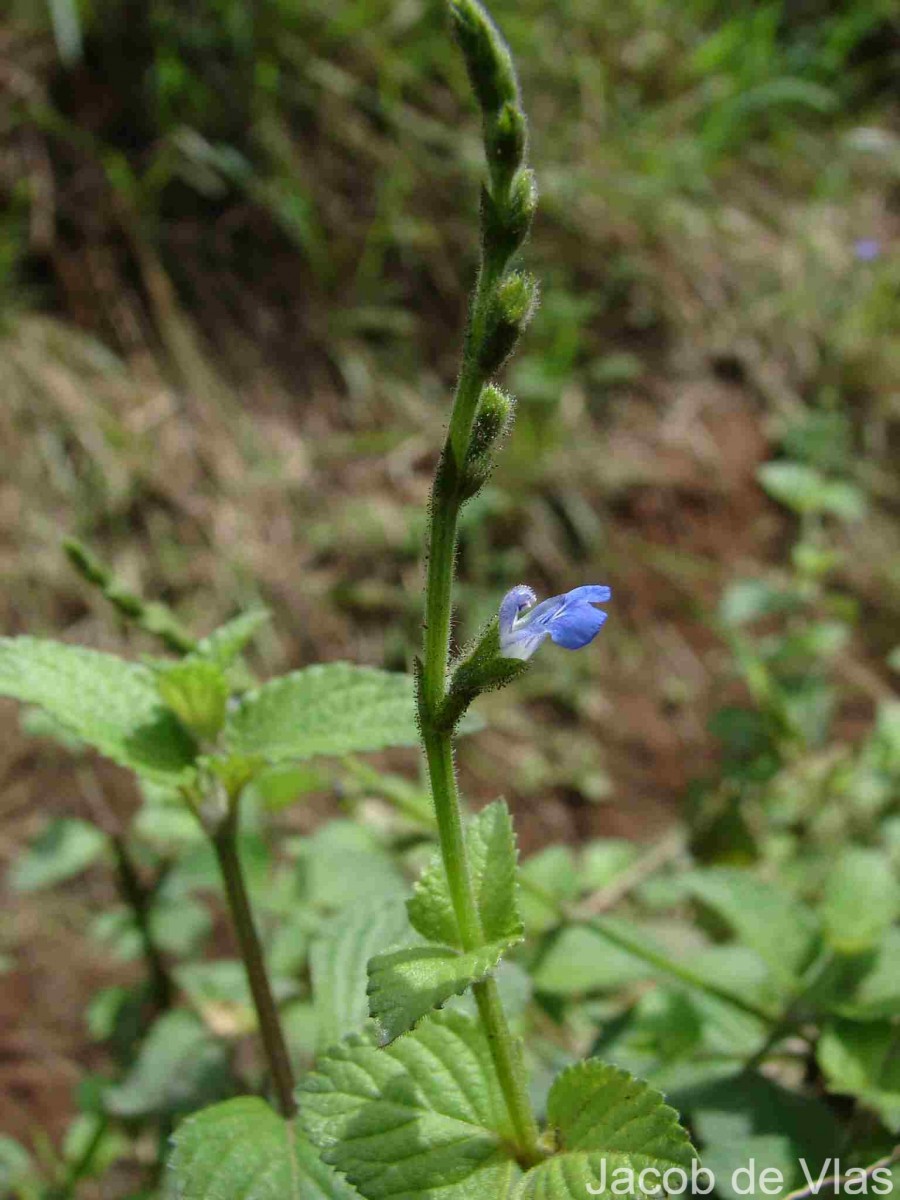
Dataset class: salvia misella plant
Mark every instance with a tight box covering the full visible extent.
[0,3,697,1194]
[4,3,900,1198]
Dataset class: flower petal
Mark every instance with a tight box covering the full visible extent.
[500,626,549,660]
[499,585,537,637]
[549,603,608,650]
[565,584,612,604]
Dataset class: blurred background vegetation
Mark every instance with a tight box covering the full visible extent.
[2,0,900,1171]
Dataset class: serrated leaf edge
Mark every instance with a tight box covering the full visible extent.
[548,1059,696,1161]
[367,935,522,1045]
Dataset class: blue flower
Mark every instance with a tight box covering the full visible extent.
[855,238,881,262]
[498,583,611,660]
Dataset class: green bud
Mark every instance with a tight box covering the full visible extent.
[64,538,111,590]
[64,537,197,653]
[471,383,513,452]
[486,102,527,189]
[458,384,514,501]
[157,660,229,743]
[450,0,519,116]
[200,752,266,802]
[482,168,538,264]
[64,538,143,618]
[438,620,529,731]
[477,271,538,375]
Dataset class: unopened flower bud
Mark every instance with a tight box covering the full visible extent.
[450,0,519,116]
[477,271,538,375]
[157,660,229,743]
[459,385,514,500]
[482,169,538,264]
[486,102,527,190]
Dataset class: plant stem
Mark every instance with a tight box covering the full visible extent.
[111,835,172,1012]
[212,809,296,1118]
[421,719,542,1163]
[473,976,541,1161]
[421,376,542,1165]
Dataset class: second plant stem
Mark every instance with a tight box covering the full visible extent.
[213,807,296,1118]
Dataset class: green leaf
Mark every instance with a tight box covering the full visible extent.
[719,580,796,627]
[105,1011,233,1119]
[297,821,407,912]
[299,1010,522,1199]
[578,839,639,892]
[175,960,295,1035]
[408,800,523,948]
[820,848,900,955]
[758,462,866,520]
[0,1137,34,1196]
[0,637,196,781]
[224,664,420,762]
[369,801,524,1042]
[547,1059,696,1156]
[158,660,230,741]
[195,610,270,668]
[594,990,707,1085]
[836,930,900,1020]
[62,1114,128,1182]
[532,924,653,996]
[8,818,107,892]
[687,868,819,988]
[515,1060,695,1198]
[168,1097,357,1200]
[368,940,514,1044]
[681,1071,840,1200]
[519,846,579,934]
[311,901,412,1053]
[818,1019,900,1133]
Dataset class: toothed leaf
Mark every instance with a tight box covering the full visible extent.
[167,1097,357,1200]
[0,637,195,782]
[195,610,270,668]
[224,664,420,762]
[367,939,516,1044]
[299,1010,522,1199]
[514,1060,696,1198]
[408,800,523,949]
[311,901,413,1053]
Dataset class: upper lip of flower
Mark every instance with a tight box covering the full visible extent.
[498,584,611,660]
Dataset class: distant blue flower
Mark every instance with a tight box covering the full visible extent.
[855,238,881,262]
[499,583,611,660]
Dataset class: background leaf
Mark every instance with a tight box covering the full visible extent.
[105,1011,233,1119]
[8,818,107,892]
[311,901,412,1053]
[687,868,819,988]
[819,848,900,955]
[0,637,196,781]
[678,1071,841,1200]
[817,1019,900,1133]
[168,1097,358,1200]
[224,663,420,762]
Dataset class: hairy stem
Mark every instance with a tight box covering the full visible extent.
[473,976,541,1161]
[212,809,296,1117]
[421,416,542,1166]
